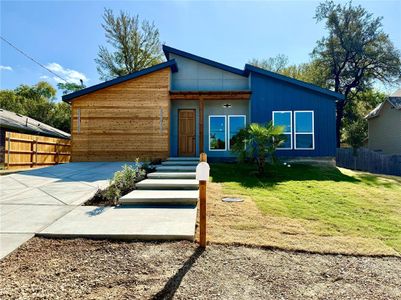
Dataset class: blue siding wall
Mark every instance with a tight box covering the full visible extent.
[250,72,337,157]
[170,54,249,91]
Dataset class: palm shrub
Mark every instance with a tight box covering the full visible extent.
[231,122,285,175]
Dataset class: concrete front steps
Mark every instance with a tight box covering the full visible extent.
[136,179,198,190]
[120,190,198,205]
[147,172,196,179]
[161,161,198,166]
[156,165,196,172]
[167,157,198,161]
[119,157,199,206]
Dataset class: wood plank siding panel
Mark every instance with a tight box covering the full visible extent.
[70,68,171,161]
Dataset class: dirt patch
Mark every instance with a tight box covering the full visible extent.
[1,238,400,299]
[202,182,400,256]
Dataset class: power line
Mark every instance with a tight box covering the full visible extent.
[0,35,68,83]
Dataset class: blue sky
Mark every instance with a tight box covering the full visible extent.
[1,0,400,100]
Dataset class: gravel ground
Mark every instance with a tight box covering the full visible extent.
[1,238,400,300]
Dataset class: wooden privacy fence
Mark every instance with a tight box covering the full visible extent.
[336,147,401,176]
[3,131,71,170]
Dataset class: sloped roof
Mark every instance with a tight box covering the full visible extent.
[62,60,178,102]
[365,88,401,119]
[163,45,343,100]
[388,88,401,109]
[0,109,70,139]
[365,102,384,119]
[244,64,344,100]
[62,45,345,102]
[390,88,401,98]
[162,45,246,76]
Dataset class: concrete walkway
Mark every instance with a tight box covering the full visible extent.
[38,205,197,240]
[39,157,200,241]
[0,162,135,259]
[1,159,200,259]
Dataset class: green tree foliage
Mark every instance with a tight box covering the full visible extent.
[345,119,367,156]
[313,0,401,146]
[0,81,71,133]
[57,82,86,95]
[343,89,386,131]
[95,8,163,81]
[249,54,289,73]
[231,122,285,175]
[51,101,72,133]
[341,89,385,150]
[249,56,330,89]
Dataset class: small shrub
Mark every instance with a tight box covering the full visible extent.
[104,160,146,205]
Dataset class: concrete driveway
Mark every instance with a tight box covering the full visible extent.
[0,162,133,259]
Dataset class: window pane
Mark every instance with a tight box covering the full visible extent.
[229,116,245,148]
[210,116,226,150]
[273,112,291,132]
[277,133,292,149]
[296,134,313,149]
[296,112,313,133]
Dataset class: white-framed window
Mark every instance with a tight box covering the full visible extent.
[209,115,227,151]
[228,115,246,150]
[272,111,292,149]
[294,111,314,150]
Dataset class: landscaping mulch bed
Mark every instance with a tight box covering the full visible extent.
[1,238,401,299]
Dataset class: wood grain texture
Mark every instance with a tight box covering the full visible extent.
[4,131,71,169]
[178,109,196,156]
[170,90,251,100]
[70,68,171,161]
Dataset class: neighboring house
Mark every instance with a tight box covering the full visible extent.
[62,45,344,162]
[365,89,401,154]
[0,109,71,163]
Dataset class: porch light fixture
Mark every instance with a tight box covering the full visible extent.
[223,103,232,108]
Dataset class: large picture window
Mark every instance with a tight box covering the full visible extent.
[294,111,314,149]
[228,115,246,150]
[272,111,292,149]
[209,115,227,151]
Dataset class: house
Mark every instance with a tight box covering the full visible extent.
[0,109,70,139]
[62,45,344,162]
[0,109,70,164]
[365,89,401,154]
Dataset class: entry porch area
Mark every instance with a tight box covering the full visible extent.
[169,90,251,159]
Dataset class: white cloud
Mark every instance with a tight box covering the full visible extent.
[40,75,50,80]
[45,63,88,85]
[0,65,13,71]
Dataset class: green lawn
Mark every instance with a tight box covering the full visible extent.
[211,163,401,254]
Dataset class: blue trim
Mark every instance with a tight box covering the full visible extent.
[62,60,178,102]
[162,45,246,77]
[244,64,344,101]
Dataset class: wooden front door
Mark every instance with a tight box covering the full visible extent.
[178,109,196,156]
